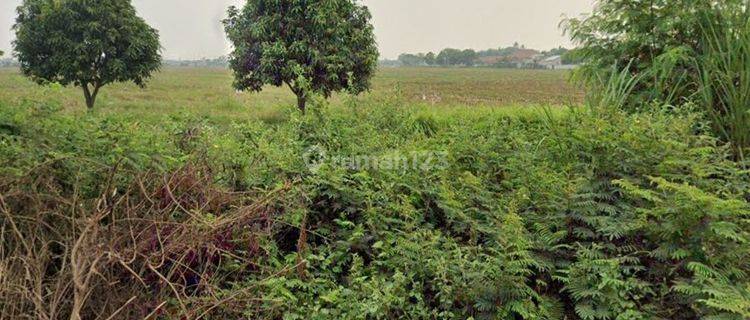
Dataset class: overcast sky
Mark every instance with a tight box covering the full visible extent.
[0,0,594,60]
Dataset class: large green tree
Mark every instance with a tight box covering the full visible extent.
[223,0,378,113]
[437,49,462,66]
[436,48,477,67]
[398,53,426,67]
[13,0,161,110]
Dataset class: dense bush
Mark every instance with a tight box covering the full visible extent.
[566,1,750,160]
[1,97,749,319]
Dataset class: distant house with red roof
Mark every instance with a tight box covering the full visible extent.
[505,49,540,63]
[477,56,505,65]
[476,48,541,67]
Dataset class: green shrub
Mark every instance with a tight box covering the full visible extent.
[0,100,748,319]
[566,0,750,160]
[695,6,750,163]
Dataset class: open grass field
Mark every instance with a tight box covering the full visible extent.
[0,67,584,123]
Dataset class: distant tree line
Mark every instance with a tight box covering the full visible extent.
[0,50,20,68]
[163,56,229,68]
[0,56,228,69]
[398,49,477,67]
[392,43,582,67]
[0,56,231,69]
[0,59,19,68]
[0,47,229,69]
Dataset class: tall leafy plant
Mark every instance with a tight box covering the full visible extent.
[584,62,642,111]
[566,0,750,159]
[563,0,734,107]
[695,6,750,162]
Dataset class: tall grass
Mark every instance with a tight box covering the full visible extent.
[584,62,642,111]
[696,6,750,163]
[583,5,750,163]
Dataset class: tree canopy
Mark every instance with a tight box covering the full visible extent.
[223,0,378,112]
[13,0,161,109]
[436,49,477,67]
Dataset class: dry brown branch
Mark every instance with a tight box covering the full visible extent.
[1,161,293,319]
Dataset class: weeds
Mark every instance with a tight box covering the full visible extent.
[695,6,750,163]
[1,99,748,319]
[0,160,292,319]
[568,0,750,161]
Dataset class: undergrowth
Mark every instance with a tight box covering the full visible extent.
[1,97,749,319]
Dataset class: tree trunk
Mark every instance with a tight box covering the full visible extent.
[297,94,307,114]
[82,82,101,111]
[84,94,96,110]
[285,81,308,114]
